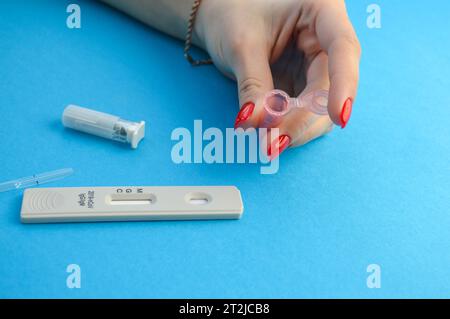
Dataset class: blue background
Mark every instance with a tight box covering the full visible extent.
[1,0,449,298]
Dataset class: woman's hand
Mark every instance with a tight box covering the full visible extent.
[101,0,361,158]
[195,0,361,158]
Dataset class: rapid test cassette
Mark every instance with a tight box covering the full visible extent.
[20,186,243,223]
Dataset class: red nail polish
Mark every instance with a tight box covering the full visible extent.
[267,135,291,160]
[340,98,353,128]
[234,102,255,129]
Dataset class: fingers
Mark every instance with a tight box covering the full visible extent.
[315,1,361,127]
[266,52,333,159]
[290,52,333,147]
[232,46,274,129]
[265,1,360,160]
[265,110,333,159]
[289,116,333,147]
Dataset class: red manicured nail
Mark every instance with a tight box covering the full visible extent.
[267,135,291,161]
[340,98,353,128]
[234,102,255,129]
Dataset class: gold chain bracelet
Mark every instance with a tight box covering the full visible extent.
[184,0,213,66]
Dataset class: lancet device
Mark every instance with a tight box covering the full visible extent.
[62,105,145,149]
[261,89,329,127]
[20,186,243,223]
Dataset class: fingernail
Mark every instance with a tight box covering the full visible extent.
[267,135,291,161]
[340,98,353,128]
[234,102,255,129]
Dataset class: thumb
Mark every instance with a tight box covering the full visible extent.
[233,49,274,129]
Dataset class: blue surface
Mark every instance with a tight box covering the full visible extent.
[1,0,449,298]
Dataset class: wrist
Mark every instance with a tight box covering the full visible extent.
[191,0,209,50]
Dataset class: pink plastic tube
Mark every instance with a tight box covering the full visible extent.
[261,89,329,128]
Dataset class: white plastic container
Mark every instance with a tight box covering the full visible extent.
[62,105,145,148]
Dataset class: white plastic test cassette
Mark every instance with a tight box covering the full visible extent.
[20,186,243,223]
